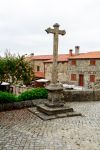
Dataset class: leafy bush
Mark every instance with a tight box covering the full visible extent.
[0,91,17,104]
[0,88,48,104]
[17,88,48,101]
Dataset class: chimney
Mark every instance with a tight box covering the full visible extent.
[30,53,34,56]
[75,46,80,55]
[69,49,73,56]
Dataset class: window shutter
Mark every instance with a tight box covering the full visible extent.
[71,74,76,81]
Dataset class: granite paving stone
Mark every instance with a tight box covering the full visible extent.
[0,102,100,150]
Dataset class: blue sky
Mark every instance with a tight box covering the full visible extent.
[0,0,100,56]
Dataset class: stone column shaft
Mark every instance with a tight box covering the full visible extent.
[52,32,58,84]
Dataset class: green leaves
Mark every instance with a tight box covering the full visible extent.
[0,88,48,103]
[18,88,48,101]
[0,54,34,85]
[0,91,17,103]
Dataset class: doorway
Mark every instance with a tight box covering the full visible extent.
[79,74,84,86]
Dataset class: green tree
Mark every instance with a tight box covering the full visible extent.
[0,52,34,85]
[15,55,34,85]
[0,58,7,84]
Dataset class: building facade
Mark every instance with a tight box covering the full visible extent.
[25,55,52,78]
[26,48,100,89]
[67,51,100,88]
[44,61,68,83]
[44,54,70,82]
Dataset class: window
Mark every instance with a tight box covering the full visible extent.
[71,60,76,65]
[71,74,77,81]
[90,75,95,82]
[90,60,96,65]
[37,66,40,71]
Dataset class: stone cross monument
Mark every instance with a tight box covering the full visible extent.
[45,23,66,106]
[29,24,81,120]
[45,23,66,84]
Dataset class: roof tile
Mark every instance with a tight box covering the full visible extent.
[69,51,100,59]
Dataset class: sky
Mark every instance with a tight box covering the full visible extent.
[0,0,100,56]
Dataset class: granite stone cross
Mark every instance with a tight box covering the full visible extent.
[29,24,81,120]
[45,23,66,84]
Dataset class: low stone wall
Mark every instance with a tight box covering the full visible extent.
[0,99,47,112]
[63,89,100,101]
[1,90,100,111]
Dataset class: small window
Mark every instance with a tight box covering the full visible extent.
[90,75,95,82]
[90,60,96,65]
[37,66,40,71]
[71,74,77,81]
[71,60,76,65]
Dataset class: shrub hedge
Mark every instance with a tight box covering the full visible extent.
[0,88,48,103]
[0,91,17,104]
[17,88,48,101]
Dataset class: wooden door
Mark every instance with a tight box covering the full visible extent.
[79,74,84,86]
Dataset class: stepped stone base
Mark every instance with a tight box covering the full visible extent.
[28,84,82,120]
[37,104,73,115]
[28,104,82,120]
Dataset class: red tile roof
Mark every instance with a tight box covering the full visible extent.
[44,54,70,62]
[25,54,71,62]
[25,51,100,62]
[34,71,44,78]
[69,51,100,59]
[28,55,52,61]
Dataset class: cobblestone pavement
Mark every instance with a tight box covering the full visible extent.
[0,102,100,150]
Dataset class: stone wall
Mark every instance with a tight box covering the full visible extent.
[44,62,68,82]
[44,63,52,81]
[67,59,100,88]
[63,89,100,101]
[34,60,44,72]
[1,89,100,111]
[0,99,47,112]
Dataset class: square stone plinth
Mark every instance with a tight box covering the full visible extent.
[37,104,74,115]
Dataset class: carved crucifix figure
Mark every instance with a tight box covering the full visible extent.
[45,23,66,84]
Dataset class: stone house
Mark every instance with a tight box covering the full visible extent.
[26,47,100,89]
[44,54,71,82]
[25,55,52,79]
[67,48,100,88]
[26,53,72,82]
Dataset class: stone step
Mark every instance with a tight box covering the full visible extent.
[28,107,82,121]
[37,104,74,115]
